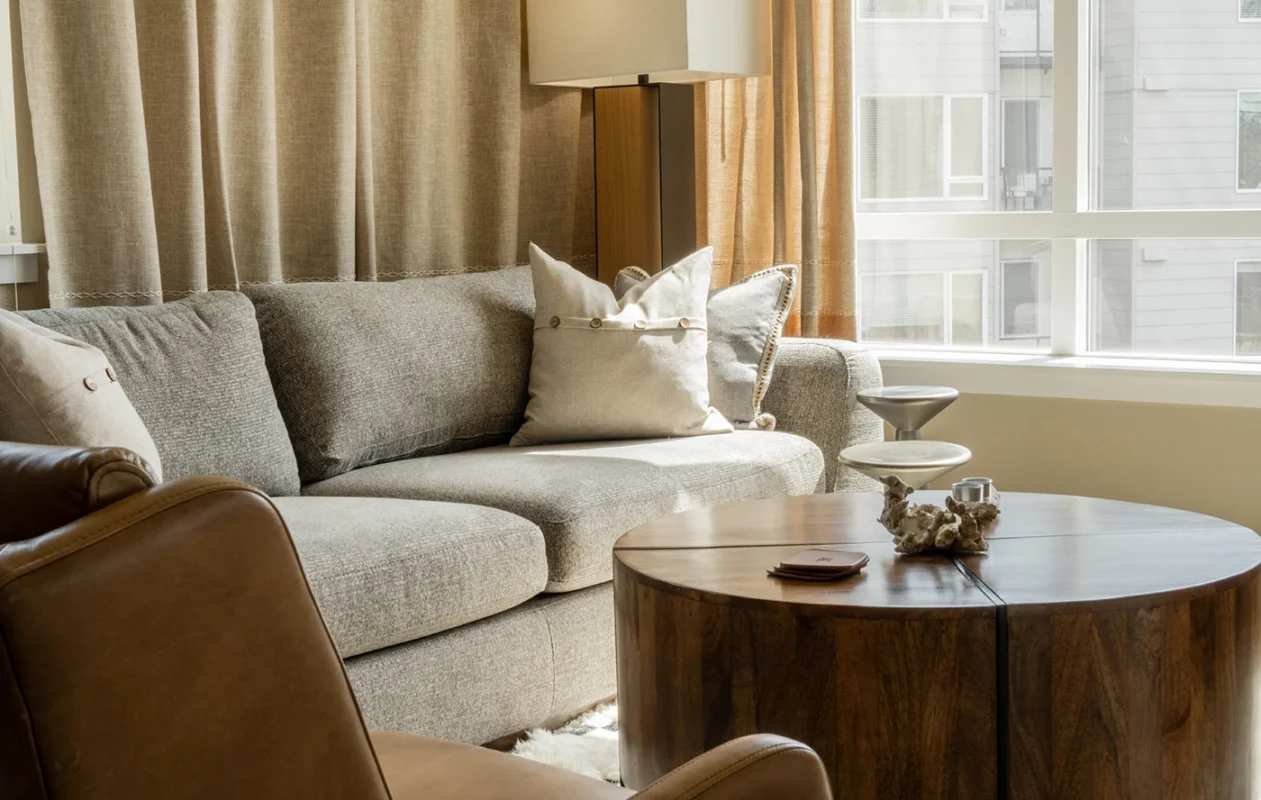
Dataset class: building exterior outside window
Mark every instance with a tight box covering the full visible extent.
[856,0,1261,357]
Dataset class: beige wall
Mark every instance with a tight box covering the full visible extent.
[916,393,1261,535]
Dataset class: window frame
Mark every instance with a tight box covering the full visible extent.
[1235,259,1261,355]
[1239,90,1261,194]
[857,93,989,204]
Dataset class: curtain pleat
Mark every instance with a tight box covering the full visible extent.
[19,0,595,306]
[696,0,857,339]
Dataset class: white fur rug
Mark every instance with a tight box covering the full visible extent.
[510,703,621,783]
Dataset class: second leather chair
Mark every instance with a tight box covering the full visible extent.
[0,442,833,800]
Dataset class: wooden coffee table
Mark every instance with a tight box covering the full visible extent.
[613,492,1261,800]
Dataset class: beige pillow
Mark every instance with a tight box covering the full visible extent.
[617,264,797,428]
[0,309,163,481]
[511,244,733,446]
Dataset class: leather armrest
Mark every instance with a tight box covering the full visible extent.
[632,735,831,800]
[0,442,156,544]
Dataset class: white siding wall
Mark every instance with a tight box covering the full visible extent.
[1100,0,1261,354]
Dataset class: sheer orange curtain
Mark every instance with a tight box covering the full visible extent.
[695,0,856,339]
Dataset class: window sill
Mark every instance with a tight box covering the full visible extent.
[873,348,1261,409]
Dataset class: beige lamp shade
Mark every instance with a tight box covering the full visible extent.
[526,0,772,87]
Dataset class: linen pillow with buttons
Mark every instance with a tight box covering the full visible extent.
[0,309,162,481]
[511,244,734,446]
[615,263,797,429]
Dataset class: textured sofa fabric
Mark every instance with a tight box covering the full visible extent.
[346,583,615,746]
[245,268,535,482]
[272,496,548,658]
[762,338,883,492]
[304,430,825,592]
[22,294,301,496]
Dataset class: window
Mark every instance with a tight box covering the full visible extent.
[1000,261,1043,338]
[854,0,1261,366]
[950,272,987,345]
[1237,262,1261,354]
[1002,100,1048,210]
[859,95,986,201]
[859,0,987,21]
[859,270,988,346]
[1243,93,1261,192]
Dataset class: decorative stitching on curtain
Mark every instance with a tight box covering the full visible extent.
[712,258,857,268]
[48,254,599,301]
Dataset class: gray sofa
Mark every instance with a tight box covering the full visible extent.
[22,266,881,745]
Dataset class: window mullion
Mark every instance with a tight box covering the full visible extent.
[1048,0,1091,355]
[1050,239,1087,355]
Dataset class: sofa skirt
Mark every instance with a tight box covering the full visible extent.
[344,582,615,745]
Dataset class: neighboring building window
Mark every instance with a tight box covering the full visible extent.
[949,272,987,346]
[1244,0,1261,19]
[1241,92,1261,191]
[860,95,987,201]
[859,271,987,346]
[1237,261,1261,354]
[1004,0,1039,9]
[860,272,945,344]
[1000,260,1043,338]
[860,0,986,20]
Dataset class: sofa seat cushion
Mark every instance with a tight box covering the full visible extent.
[271,496,548,658]
[304,431,824,592]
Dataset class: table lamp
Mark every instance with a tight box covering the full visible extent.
[526,0,771,284]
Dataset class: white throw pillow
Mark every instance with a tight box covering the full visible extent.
[511,244,733,446]
[0,309,163,481]
[616,264,796,428]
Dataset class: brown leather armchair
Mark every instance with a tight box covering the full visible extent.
[0,442,832,800]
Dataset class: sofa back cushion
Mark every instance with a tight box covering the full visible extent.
[244,267,534,482]
[22,293,302,496]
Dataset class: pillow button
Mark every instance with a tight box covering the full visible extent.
[83,377,98,391]
[590,318,603,329]
[549,316,560,328]
[634,320,647,330]
[105,367,118,382]
[677,317,690,329]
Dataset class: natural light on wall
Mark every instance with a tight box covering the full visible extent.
[854,0,1261,364]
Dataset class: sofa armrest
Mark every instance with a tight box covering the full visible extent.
[632,734,831,800]
[760,338,883,492]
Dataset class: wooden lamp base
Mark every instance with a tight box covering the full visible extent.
[593,82,697,285]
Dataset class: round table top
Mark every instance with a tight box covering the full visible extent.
[613,492,1261,619]
[857,385,959,403]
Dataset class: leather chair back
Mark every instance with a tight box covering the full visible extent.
[0,444,392,799]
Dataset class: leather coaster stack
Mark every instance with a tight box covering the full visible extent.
[767,549,869,582]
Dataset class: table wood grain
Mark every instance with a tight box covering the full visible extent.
[614,491,1261,800]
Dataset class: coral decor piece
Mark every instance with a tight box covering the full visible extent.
[878,476,999,554]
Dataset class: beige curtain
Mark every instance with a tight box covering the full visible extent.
[19,0,594,306]
[695,0,856,339]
